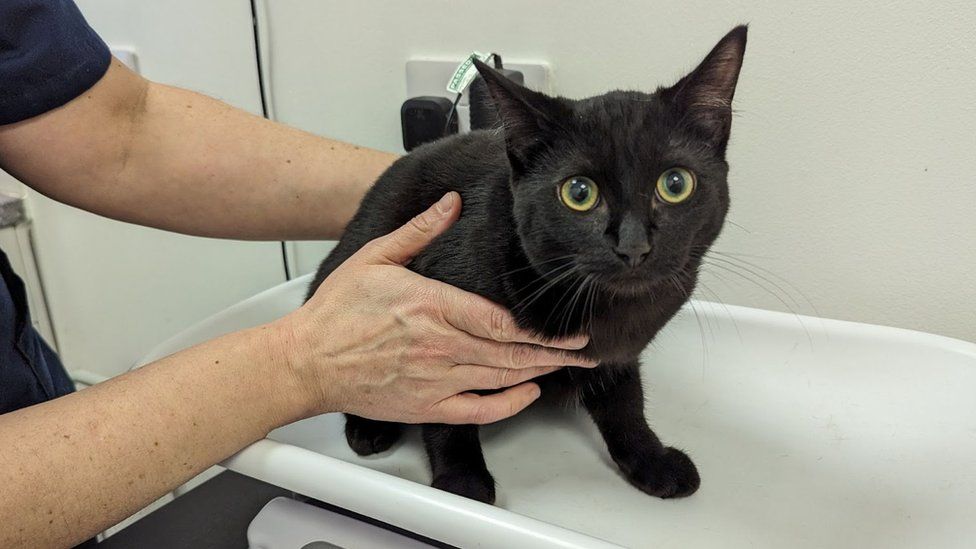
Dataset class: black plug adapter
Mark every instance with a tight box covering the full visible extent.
[400,96,458,152]
[469,68,524,131]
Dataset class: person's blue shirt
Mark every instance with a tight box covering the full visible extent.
[0,0,110,414]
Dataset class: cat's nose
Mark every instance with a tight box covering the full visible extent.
[613,243,651,267]
[609,213,652,267]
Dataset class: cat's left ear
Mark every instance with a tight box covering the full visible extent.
[664,25,748,151]
[473,58,570,175]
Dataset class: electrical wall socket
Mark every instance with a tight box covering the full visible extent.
[405,59,550,133]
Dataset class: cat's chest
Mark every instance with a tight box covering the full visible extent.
[581,294,685,363]
[511,281,688,364]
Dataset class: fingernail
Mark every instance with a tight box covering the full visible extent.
[435,192,456,215]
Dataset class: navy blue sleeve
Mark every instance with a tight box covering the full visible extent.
[0,0,111,125]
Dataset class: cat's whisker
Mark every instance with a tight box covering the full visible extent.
[582,279,592,332]
[677,267,721,347]
[577,276,594,322]
[511,271,572,313]
[543,271,586,334]
[689,282,719,349]
[723,219,752,233]
[703,257,809,319]
[512,264,580,313]
[584,277,599,333]
[564,274,592,335]
[701,260,815,347]
[708,248,773,260]
[669,274,709,375]
[515,258,576,285]
[498,254,575,279]
[520,260,576,293]
[510,260,576,299]
[555,277,579,336]
[694,280,743,344]
[705,252,821,317]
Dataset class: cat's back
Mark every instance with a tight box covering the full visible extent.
[308,130,510,299]
[350,130,507,234]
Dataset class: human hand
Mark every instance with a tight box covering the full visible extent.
[275,192,595,425]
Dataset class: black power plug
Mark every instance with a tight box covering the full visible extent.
[399,53,521,149]
[400,96,458,151]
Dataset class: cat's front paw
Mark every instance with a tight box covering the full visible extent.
[622,447,700,499]
[432,470,496,504]
[344,416,403,456]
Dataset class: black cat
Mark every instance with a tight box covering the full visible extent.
[308,26,747,504]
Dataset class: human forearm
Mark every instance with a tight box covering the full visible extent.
[0,322,309,548]
[114,79,396,239]
[0,58,396,240]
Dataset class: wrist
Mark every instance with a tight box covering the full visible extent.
[237,319,317,431]
[260,312,340,423]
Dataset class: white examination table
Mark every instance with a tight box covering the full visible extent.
[138,274,976,549]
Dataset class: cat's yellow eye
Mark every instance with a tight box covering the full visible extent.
[559,177,599,212]
[656,168,696,204]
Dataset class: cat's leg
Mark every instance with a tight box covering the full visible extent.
[344,414,404,456]
[422,424,495,504]
[579,362,700,498]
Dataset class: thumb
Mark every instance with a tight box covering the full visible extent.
[359,192,461,265]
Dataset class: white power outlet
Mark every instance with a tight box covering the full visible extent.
[405,58,550,133]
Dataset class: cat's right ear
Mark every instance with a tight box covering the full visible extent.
[473,59,569,175]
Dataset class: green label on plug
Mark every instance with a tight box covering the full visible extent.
[446,52,491,94]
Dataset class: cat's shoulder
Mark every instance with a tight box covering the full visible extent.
[393,130,507,177]
[370,130,509,207]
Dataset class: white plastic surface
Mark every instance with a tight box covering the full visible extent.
[141,275,976,549]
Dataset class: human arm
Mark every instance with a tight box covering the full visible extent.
[0,58,395,240]
[0,194,593,548]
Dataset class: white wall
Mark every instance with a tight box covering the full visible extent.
[262,0,975,342]
[0,0,287,377]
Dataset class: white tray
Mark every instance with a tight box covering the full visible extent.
[140,274,976,549]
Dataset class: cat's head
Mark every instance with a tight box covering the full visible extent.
[475,26,747,295]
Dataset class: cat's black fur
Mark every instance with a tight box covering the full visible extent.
[308,26,747,503]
